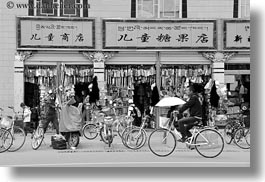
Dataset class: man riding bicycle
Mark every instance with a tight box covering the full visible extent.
[174,84,203,143]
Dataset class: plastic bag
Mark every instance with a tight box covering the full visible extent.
[159,117,170,129]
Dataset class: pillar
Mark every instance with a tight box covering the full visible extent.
[14,51,33,112]
[201,52,237,85]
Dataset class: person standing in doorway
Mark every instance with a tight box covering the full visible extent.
[20,103,33,136]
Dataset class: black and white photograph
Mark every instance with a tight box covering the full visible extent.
[0,0,263,181]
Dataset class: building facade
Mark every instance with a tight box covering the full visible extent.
[0,0,250,120]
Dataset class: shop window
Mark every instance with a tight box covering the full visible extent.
[225,63,250,70]
[31,0,88,17]
[240,0,250,18]
[136,0,181,18]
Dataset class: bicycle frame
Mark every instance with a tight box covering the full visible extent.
[166,110,211,147]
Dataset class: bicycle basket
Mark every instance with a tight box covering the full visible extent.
[104,116,114,126]
[0,116,12,128]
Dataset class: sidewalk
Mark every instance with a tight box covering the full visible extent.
[41,128,248,154]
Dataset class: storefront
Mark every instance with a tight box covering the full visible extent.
[15,17,250,128]
[15,17,95,111]
[102,19,217,127]
[223,20,250,109]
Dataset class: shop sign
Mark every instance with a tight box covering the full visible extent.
[224,20,250,50]
[17,17,95,50]
[103,19,216,50]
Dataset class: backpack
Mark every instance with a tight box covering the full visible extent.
[132,106,141,118]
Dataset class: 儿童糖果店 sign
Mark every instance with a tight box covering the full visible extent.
[17,17,95,50]
[103,19,217,50]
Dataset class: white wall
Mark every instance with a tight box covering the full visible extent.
[89,0,131,18]
[0,0,28,113]
[187,0,234,18]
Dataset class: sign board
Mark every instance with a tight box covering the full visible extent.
[103,19,217,50]
[17,17,95,50]
[224,20,250,50]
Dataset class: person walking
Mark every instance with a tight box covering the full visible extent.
[43,90,59,134]
[20,103,34,136]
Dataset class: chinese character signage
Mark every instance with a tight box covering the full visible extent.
[103,19,216,50]
[17,17,95,50]
[224,20,250,50]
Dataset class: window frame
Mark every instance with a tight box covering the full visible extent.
[136,0,182,19]
[33,0,84,17]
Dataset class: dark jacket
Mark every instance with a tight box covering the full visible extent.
[179,94,202,118]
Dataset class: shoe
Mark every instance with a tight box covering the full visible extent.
[177,137,188,143]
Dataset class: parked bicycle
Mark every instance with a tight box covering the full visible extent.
[124,110,151,150]
[31,111,45,150]
[223,106,250,149]
[0,107,13,153]
[82,109,106,141]
[148,110,224,158]
[6,106,26,152]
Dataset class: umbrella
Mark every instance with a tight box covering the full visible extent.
[155,97,186,107]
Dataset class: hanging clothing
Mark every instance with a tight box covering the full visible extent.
[151,85,160,106]
[210,81,220,108]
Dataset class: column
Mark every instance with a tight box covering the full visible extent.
[155,52,161,129]
[201,52,237,85]
[14,51,33,112]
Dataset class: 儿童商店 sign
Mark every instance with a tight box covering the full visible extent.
[224,20,250,50]
[103,19,217,50]
[17,17,95,50]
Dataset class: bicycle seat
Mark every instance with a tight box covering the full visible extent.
[8,106,14,110]
[0,108,3,111]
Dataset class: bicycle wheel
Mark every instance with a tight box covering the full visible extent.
[106,128,113,147]
[121,125,137,148]
[68,133,80,148]
[195,128,224,158]
[234,128,250,149]
[125,128,147,150]
[245,128,250,146]
[99,127,108,144]
[224,123,233,144]
[82,124,98,140]
[0,128,13,153]
[148,128,176,157]
[31,126,44,150]
[8,126,26,152]
[117,122,126,138]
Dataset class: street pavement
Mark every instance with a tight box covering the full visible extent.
[0,129,250,167]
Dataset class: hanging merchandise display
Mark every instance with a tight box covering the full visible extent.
[24,66,57,88]
[160,65,211,99]
[105,65,156,115]
[24,64,94,111]
[63,65,94,87]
